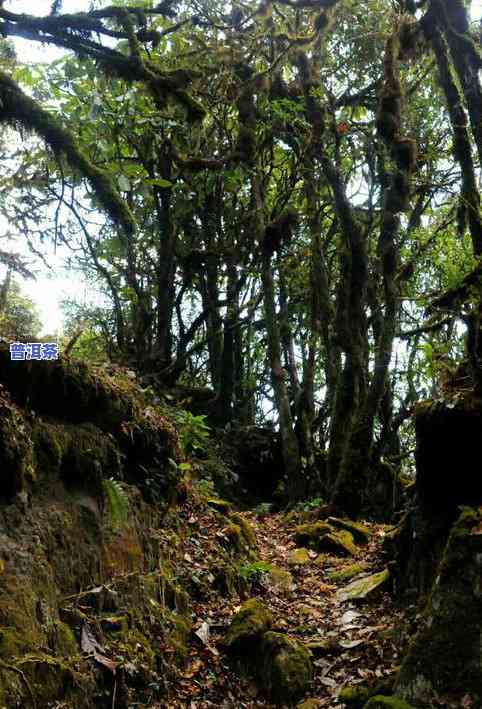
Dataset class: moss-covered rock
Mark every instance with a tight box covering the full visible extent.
[327,517,371,545]
[338,568,390,602]
[395,506,482,706]
[223,599,273,655]
[318,530,357,557]
[294,522,357,556]
[364,697,415,709]
[288,548,311,565]
[339,684,371,706]
[261,631,313,703]
[229,512,257,548]
[294,522,332,548]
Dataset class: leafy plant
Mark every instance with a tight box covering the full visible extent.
[194,478,215,499]
[297,497,324,512]
[175,411,210,456]
[238,561,273,583]
[102,477,129,529]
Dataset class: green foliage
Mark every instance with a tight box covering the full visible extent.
[238,561,273,582]
[194,477,216,499]
[297,497,324,512]
[0,279,42,341]
[102,477,129,529]
[173,411,210,457]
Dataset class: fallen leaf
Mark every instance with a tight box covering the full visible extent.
[195,621,210,644]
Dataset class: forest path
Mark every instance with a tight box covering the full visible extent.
[163,508,404,709]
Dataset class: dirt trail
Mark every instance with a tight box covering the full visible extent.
[161,508,404,708]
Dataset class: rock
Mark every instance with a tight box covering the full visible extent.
[294,522,332,548]
[261,631,313,703]
[327,517,371,545]
[223,604,312,703]
[364,697,415,709]
[326,562,366,582]
[222,599,273,655]
[288,548,311,565]
[317,530,357,557]
[395,506,482,706]
[337,569,390,602]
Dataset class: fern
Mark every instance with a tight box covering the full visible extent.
[102,478,129,529]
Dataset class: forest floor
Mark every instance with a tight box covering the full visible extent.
[158,505,408,709]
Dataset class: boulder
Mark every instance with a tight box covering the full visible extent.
[318,530,357,557]
[260,631,313,703]
[294,522,332,548]
[222,599,272,655]
[223,602,312,703]
[327,517,371,545]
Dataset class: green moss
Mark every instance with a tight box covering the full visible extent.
[16,653,83,705]
[229,513,257,548]
[33,421,65,475]
[294,522,332,548]
[211,561,249,597]
[364,697,415,709]
[207,498,232,514]
[318,530,357,556]
[114,628,156,669]
[261,631,313,703]
[0,628,31,659]
[224,523,244,552]
[165,610,193,662]
[288,548,311,565]
[297,700,321,709]
[339,684,371,706]
[223,599,273,655]
[327,517,371,545]
[50,621,77,657]
[326,563,366,582]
